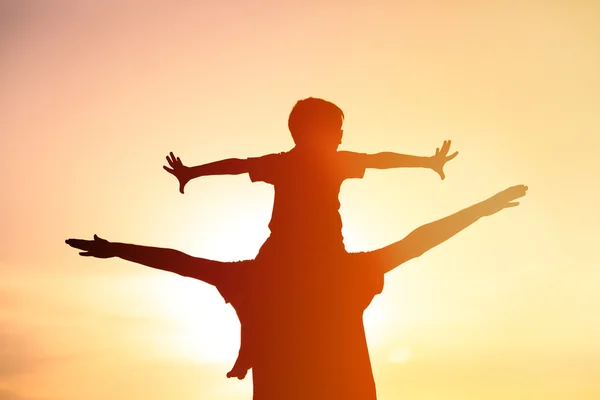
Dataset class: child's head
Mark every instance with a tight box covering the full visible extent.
[288,98,344,151]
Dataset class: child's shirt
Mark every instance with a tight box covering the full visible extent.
[247,149,367,254]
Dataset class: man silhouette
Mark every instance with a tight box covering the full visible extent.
[67,184,527,399]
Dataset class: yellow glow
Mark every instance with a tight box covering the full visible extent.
[146,275,241,364]
[388,347,413,364]
[3,1,600,399]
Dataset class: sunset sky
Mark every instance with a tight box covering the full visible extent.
[1,0,599,399]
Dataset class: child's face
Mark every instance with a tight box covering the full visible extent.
[306,128,343,153]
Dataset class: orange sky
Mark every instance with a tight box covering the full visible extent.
[1,1,599,399]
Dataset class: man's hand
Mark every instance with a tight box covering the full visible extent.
[65,234,114,258]
[430,140,458,180]
[163,152,191,194]
[480,185,529,217]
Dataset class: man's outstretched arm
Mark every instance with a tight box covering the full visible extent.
[373,185,528,274]
[65,235,230,286]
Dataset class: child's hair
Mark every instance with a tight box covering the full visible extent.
[288,97,344,145]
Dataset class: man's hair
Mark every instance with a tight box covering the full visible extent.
[288,98,344,145]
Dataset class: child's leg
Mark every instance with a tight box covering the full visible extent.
[225,238,285,380]
[224,255,275,380]
[222,268,254,380]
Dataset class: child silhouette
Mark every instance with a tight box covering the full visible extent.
[163,98,458,378]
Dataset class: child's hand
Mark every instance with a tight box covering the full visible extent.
[163,152,191,194]
[65,234,114,258]
[430,140,458,180]
[480,185,528,216]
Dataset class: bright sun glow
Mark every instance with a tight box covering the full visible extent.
[363,295,390,347]
[387,346,413,364]
[150,275,241,364]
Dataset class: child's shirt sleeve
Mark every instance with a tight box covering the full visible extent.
[338,151,368,180]
[246,153,282,184]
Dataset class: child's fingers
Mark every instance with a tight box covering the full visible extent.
[438,140,453,155]
[447,151,459,161]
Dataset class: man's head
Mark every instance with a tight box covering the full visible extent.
[288,98,344,151]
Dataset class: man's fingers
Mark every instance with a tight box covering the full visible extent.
[166,155,175,168]
[506,185,528,200]
[66,238,89,250]
[79,252,93,257]
[163,166,174,174]
[492,185,528,208]
[513,190,527,200]
[509,184,528,191]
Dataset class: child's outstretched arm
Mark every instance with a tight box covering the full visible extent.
[372,185,528,274]
[65,234,229,286]
[163,152,251,194]
[354,140,458,180]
